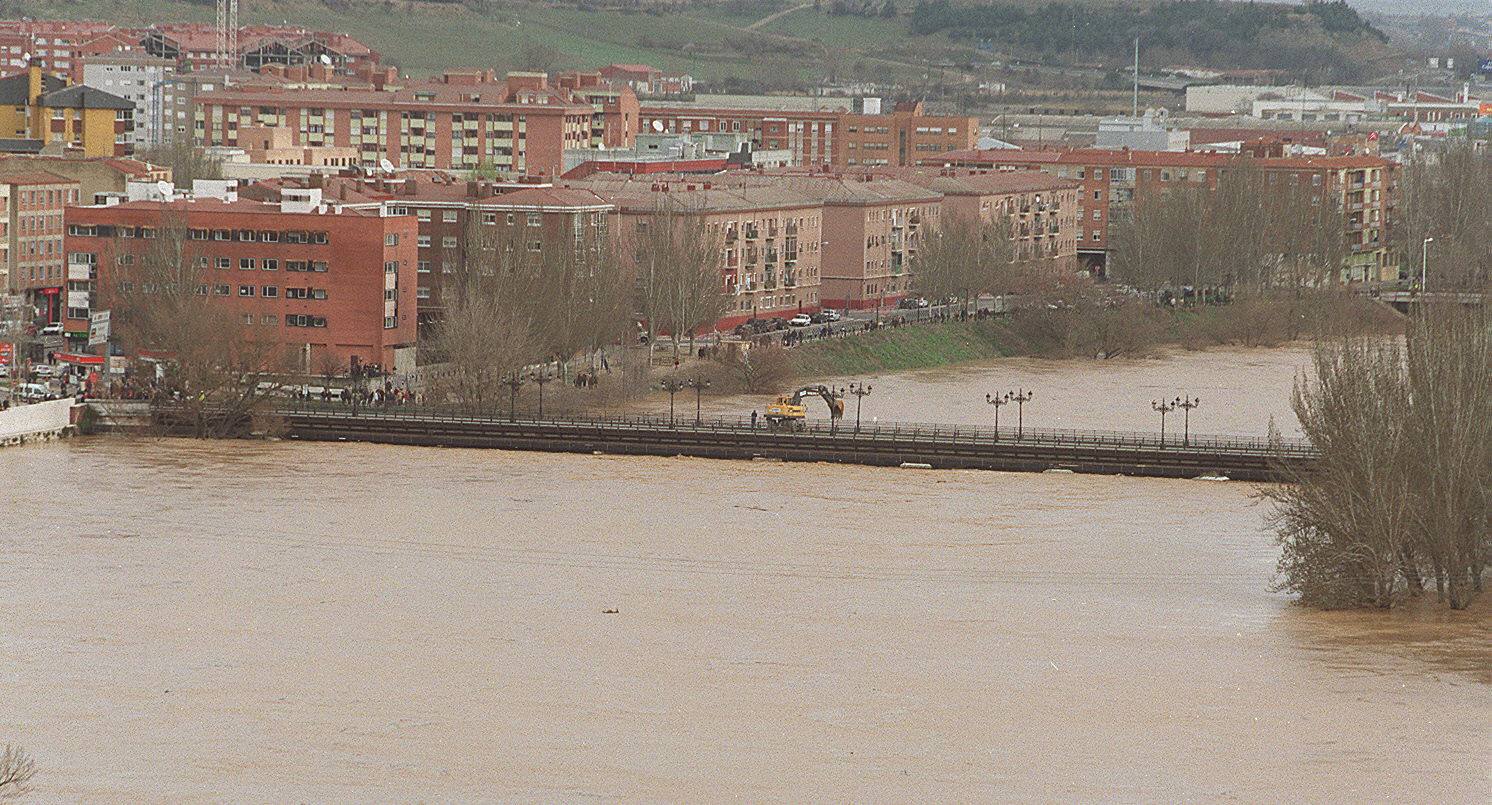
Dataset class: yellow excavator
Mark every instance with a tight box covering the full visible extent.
[765,385,846,431]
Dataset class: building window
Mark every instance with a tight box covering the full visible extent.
[214,283,230,295]
[442,210,458,223]
[527,213,542,227]
[238,285,255,296]
[262,285,279,298]
[239,258,255,270]
[385,233,400,246]
[262,259,278,271]
[417,235,431,248]
[441,236,457,248]
[417,260,431,273]
[215,257,231,269]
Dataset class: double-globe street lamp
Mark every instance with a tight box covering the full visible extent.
[658,376,687,426]
[847,381,872,433]
[1152,395,1200,446]
[683,377,710,426]
[986,389,1033,440]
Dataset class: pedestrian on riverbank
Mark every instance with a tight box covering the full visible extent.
[751,410,758,429]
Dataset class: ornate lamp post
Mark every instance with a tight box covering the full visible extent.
[659,376,686,426]
[985,392,1009,441]
[848,380,873,433]
[684,377,710,426]
[1006,388,1033,440]
[501,371,524,422]
[1152,398,1179,446]
[532,367,552,419]
[1175,395,1201,446]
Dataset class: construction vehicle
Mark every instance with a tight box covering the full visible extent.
[764,385,846,431]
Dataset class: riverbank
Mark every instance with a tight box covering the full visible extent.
[788,292,1402,379]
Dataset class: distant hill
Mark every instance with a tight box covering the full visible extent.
[1,0,1400,87]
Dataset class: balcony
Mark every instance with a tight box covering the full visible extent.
[725,229,738,243]
[765,249,779,264]
[783,271,797,288]
[744,225,760,240]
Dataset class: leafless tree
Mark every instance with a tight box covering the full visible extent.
[632,202,726,359]
[136,140,222,186]
[911,209,1018,312]
[1267,306,1489,609]
[0,745,36,799]
[1396,145,1491,292]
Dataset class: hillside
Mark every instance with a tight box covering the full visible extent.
[1,0,1397,86]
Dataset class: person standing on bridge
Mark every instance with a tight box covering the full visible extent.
[751,410,759,429]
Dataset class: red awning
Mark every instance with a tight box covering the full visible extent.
[53,352,105,366]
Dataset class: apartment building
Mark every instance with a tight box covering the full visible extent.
[194,70,598,177]
[0,172,81,321]
[597,64,693,97]
[62,182,417,365]
[933,148,1399,281]
[569,174,826,327]
[0,65,134,157]
[905,169,1081,274]
[556,71,640,148]
[637,98,976,170]
[81,52,176,150]
[0,20,138,83]
[242,172,614,333]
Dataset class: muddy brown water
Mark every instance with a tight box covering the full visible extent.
[1,346,1487,801]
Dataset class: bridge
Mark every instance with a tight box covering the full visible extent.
[131,402,1317,483]
[1373,289,1486,313]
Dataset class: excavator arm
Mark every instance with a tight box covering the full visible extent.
[789,385,846,420]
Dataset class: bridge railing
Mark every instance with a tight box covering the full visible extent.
[251,399,1315,458]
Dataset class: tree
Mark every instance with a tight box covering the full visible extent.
[1395,146,1491,292]
[136,140,222,186]
[631,203,726,358]
[1266,306,1489,609]
[910,209,1016,313]
[426,292,534,414]
[101,212,292,436]
[0,745,36,799]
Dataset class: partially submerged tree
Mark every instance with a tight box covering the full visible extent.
[0,745,36,799]
[1267,306,1489,609]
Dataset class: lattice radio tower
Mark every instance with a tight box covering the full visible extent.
[215,0,238,70]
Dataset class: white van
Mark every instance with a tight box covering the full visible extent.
[16,383,52,402]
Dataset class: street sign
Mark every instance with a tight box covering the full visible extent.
[88,310,110,347]
[0,341,12,365]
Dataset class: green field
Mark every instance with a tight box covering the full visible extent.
[791,319,1018,377]
[7,0,952,85]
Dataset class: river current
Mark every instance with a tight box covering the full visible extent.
[1,346,1486,800]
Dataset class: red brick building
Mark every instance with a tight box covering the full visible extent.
[243,172,614,334]
[1,172,81,322]
[930,148,1399,281]
[62,186,418,368]
[194,71,606,178]
[637,98,977,170]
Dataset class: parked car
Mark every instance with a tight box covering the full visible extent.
[821,309,842,322]
[788,313,813,327]
[16,383,51,402]
[897,297,930,310]
[0,365,8,378]
[30,364,56,378]
[39,323,63,336]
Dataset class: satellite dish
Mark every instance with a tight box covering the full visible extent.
[379,158,395,174]
[156,180,172,198]
[651,119,664,133]
[320,54,332,65]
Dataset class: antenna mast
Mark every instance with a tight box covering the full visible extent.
[1127,37,1139,118]
[216,0,238,70]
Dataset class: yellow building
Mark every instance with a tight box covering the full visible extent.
[0,65,133,158]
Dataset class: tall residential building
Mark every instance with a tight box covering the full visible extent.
[82,52,177,149]
[0,171,81,321]
[193,70,602,178]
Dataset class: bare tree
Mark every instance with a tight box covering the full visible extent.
[136,140,222,186]
[0,745,36,799]
[911,209,1017,313]
[1396,145,1491,292]
[1267,306,1489,609]
[632,202,726,359]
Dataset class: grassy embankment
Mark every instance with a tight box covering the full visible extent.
[788,293,1406,379]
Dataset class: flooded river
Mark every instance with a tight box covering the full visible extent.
[2,347,1487,800]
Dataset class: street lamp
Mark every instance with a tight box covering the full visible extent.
[1006,388,1033,440]
[532,367,553,419]
[1175,395,1201,446]
[502,371,524,422]
[1421,236,1434,291]
[985,392,1009,441]
[684,376,710,426]
[659,376,686,426]
[1152,398,1179,446]
[848,380,872,433]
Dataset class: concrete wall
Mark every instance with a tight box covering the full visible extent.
[0,396,75,444]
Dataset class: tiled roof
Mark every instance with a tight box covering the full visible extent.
[0,171,74,185]
[42,84,134,110]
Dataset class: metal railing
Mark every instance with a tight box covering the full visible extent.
[252,399,1315,459]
